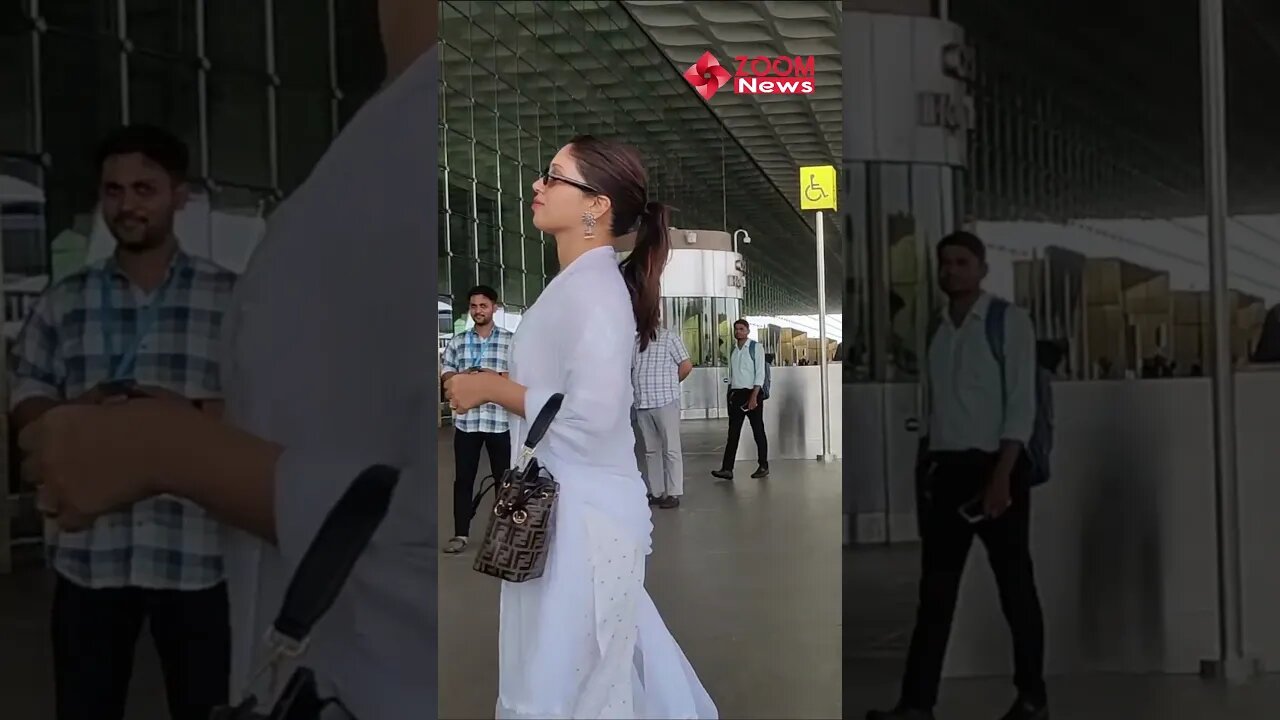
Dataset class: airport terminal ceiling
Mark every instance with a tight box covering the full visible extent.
[440,1,841,313]
[622,0,842,308]
[622,2,842,225]
[448,0,1280,304]
[615,0,1280,301]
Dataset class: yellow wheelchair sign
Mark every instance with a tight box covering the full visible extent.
[799,165,837,211]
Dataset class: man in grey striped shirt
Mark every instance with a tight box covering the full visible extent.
[632,327,693,509]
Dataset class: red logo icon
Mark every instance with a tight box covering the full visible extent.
[683,51,731,100]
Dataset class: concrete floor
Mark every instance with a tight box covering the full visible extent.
[10,417,1270,719]
[438,419,843,720]
[844,543,1280,719]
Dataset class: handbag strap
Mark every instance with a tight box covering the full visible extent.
[513,393,564,471]
[271,464,401,645]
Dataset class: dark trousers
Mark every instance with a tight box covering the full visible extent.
[51,576,230,720]
[453,429,511,537]
[900,451,1046,710]
[721,388,768,469]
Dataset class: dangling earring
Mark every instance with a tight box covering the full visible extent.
[582,212,597,239]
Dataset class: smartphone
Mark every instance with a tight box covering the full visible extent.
[99,381,212,410]
[98,380,149,402]
[958,496,986,524]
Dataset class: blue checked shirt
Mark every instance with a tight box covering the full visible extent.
[441,325,513,433]
[632,328,690,410]
[9,249,237,590]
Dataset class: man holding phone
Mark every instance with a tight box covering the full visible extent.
[869,231,1047,720]
[10,125,236,720]
[712,318,770,480]
[17,3,436,716]
[440,285,513,555]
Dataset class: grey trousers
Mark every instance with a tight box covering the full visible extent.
[634,400,684,497]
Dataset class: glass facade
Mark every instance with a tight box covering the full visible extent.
[954,9,1217,383]
[438,0,833,334]
[843,162,964,383]
[0,0,381,512]
[662,296,743,369]
[843,3,1280,385]
[0,0,382,330]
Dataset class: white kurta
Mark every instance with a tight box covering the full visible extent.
[218,48,436,718]
[497,246,717,720]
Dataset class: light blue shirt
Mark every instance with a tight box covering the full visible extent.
[927,293,1036,452]
[728,339,766,390]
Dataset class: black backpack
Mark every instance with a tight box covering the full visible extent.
[747,340,772,400]
[983,299,1054,486]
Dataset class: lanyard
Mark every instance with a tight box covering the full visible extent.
[99,268,174,381]
[469,330,494,369]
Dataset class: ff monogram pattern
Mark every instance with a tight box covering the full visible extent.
[473,461,560,583]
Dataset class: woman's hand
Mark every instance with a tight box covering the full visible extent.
[444,371,494,413]
[19,401,169,531]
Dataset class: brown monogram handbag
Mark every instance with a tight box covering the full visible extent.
[473,393,564,582]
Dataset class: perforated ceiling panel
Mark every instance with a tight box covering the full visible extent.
[621,1,843,212]
[441,1,842,313]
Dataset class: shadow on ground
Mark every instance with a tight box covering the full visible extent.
[843,544,1280,719]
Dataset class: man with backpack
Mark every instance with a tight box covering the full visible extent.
[712,318,770,480]
[869,231,1051,720]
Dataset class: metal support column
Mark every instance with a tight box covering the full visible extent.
[816,211,835,462]
[1198,0,1258,684]
[0,212,9,574]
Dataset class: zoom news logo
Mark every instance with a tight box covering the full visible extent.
[683,51,816,99]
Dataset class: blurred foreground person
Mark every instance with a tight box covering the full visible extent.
[445,136,717,719]
[18,2,437,718]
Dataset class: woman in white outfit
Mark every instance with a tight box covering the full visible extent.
[445,136,718,720]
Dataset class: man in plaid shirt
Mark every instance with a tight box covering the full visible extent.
[632,325,693,509]
[440,285,514,554]
[9,125,236,720]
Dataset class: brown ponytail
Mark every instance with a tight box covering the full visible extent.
[620,201,671,352]
[563,135,669,349]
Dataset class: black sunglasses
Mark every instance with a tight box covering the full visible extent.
[539,168,600,194]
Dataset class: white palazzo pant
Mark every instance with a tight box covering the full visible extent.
[496,501,716,720]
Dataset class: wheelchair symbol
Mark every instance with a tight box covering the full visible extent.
[804,174,828,202]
